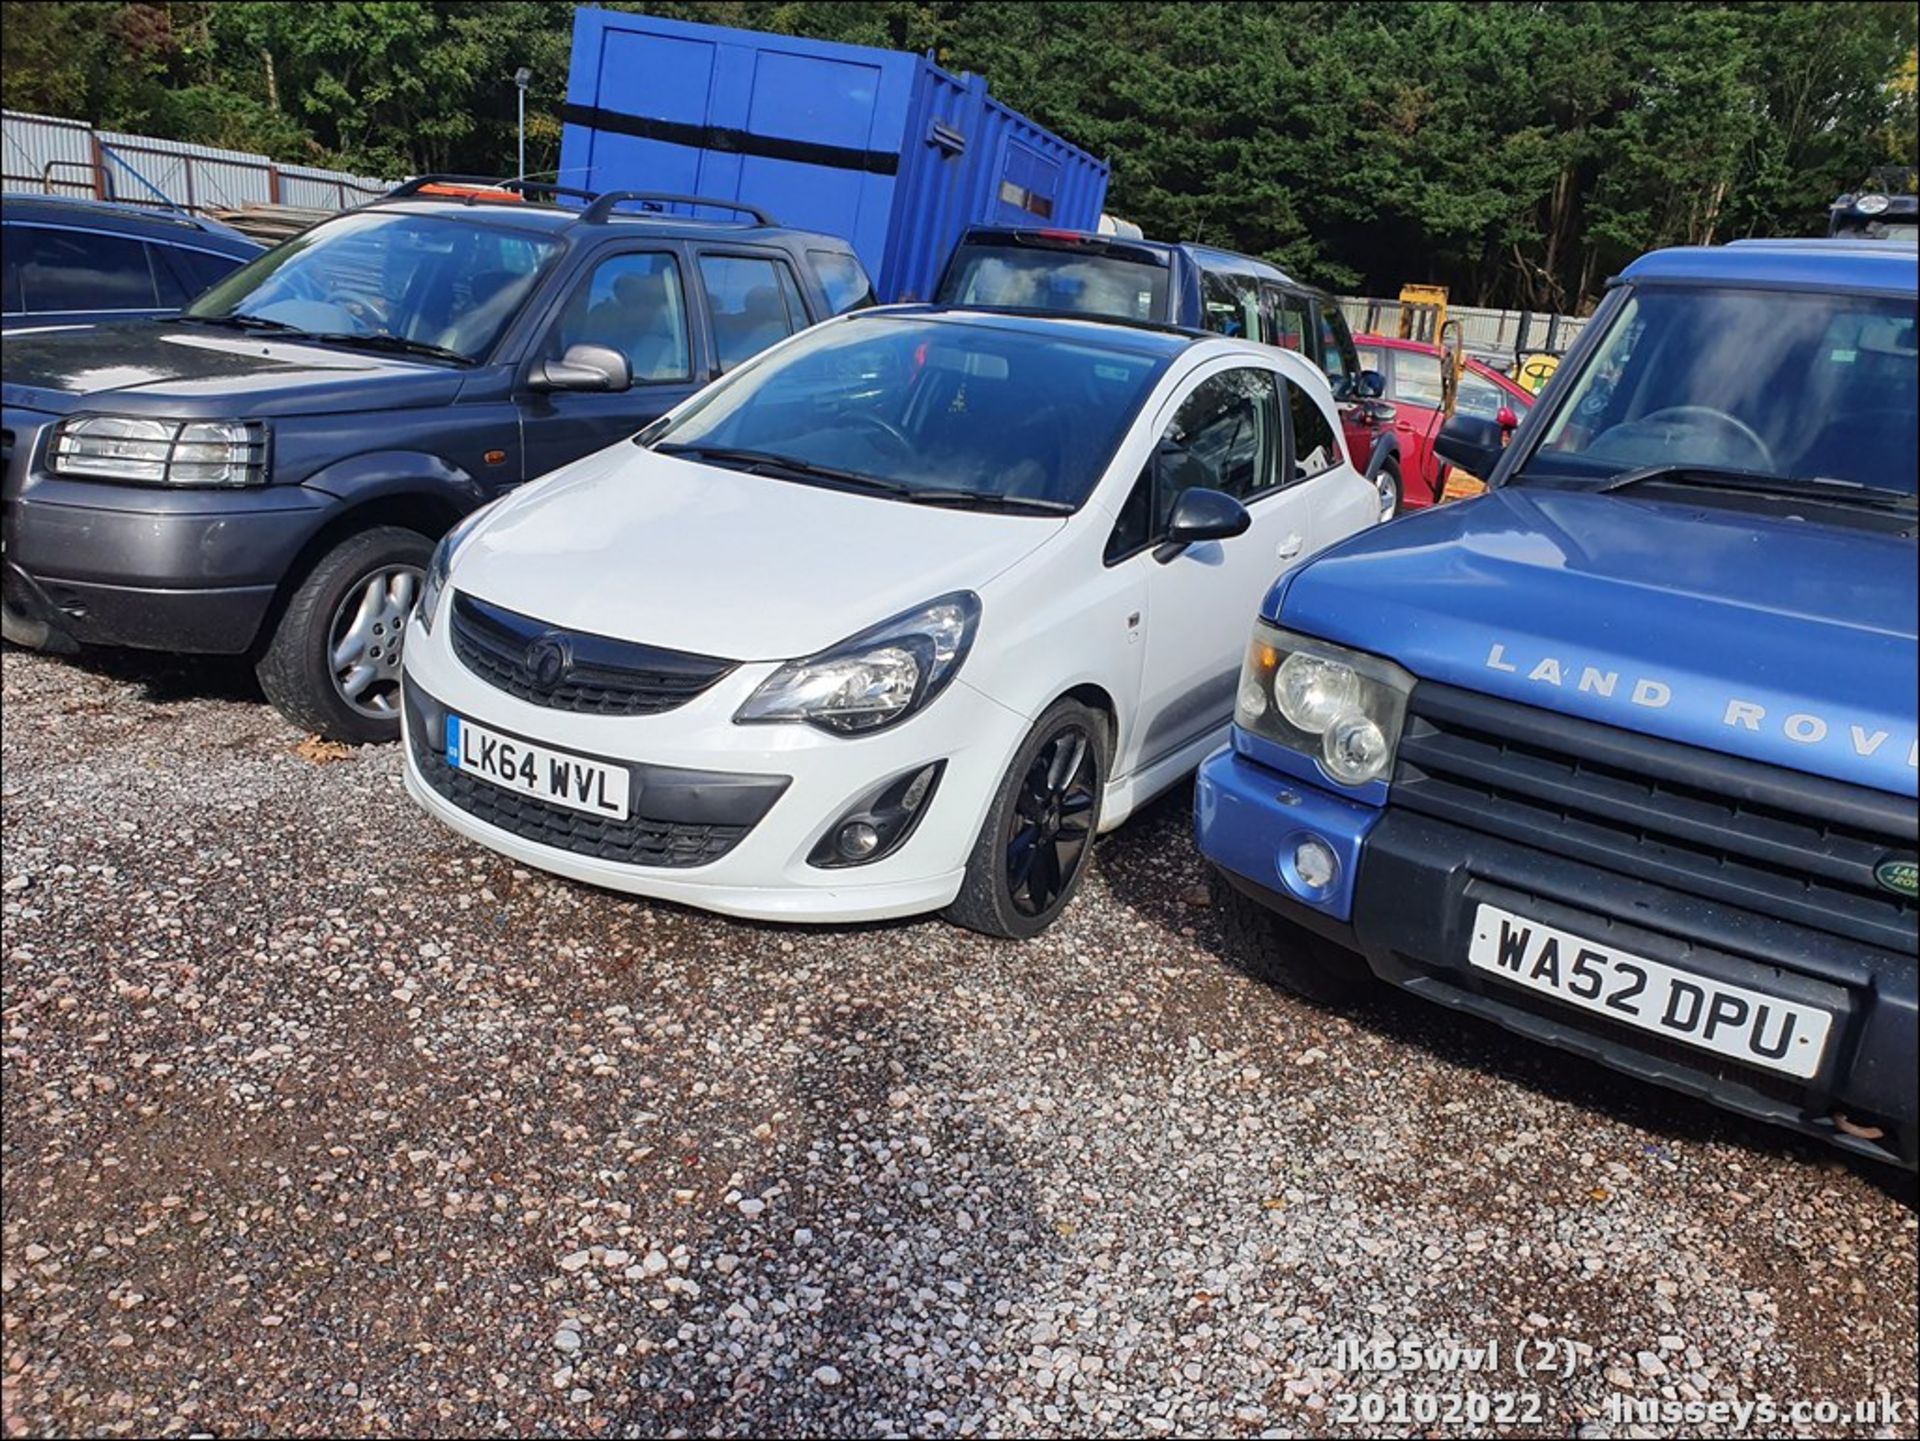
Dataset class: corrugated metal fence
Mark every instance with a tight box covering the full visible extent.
[1339,295,1590,360]
[2,109,386,215]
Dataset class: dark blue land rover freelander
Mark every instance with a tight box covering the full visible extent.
[1196,240,1918,1169]
[2,179,872,742]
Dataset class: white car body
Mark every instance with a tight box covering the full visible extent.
[401,310,1380,923]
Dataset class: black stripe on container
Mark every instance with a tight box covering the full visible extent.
[562,104,902,177]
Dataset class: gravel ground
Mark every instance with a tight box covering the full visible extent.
[2,644,1915,1440]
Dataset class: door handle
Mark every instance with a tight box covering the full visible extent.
[1277,534,1304,560]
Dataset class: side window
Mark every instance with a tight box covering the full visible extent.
[1107,367,1279,563]
[699,254,806,372]
[1260,284,1311,355]
[1455,372,1512,421]
[14,225,157,312]
[149,244,190,309]
[1200,268,1260,340]
[171,247,248,297]
[1,226,22,314]
[546,251,691,384]
[807,248,875,315]
[1286,379,1342,480]
[1395,350,1446,408]
[1315,303,1354,389]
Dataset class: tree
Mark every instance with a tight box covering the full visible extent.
[4,0,1914,307]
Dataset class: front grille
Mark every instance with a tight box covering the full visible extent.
[449,590,736,717]
[407,708,757,868]
[1393,683,1917,954]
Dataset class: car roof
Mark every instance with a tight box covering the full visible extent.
[1621,239,1918,295]
[957,225,1324,294]
[859,304,1204,358]
[365,196,849,249]
[0,192,259,248]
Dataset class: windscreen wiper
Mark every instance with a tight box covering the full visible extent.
[651,444,912,494]
[302,332,475,366]
[902,489,1074,515]
[177,313,304,334]
[1599,463,1915,509]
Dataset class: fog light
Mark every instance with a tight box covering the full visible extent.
[838,821,881,859]
[808,762,948,869]
[1293,837,1338,891]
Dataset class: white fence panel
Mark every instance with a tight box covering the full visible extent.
[3,109,387,217]
[1,109,96,196]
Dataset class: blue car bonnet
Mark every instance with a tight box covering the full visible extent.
[1265,487,1918,795]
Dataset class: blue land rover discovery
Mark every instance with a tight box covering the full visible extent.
[1196,239,1917,1169]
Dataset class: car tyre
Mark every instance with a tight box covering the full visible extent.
[1375,455,1402,522]
[945,698,1109,939]
[1210,866,1376,1007]
[256,525,433,744]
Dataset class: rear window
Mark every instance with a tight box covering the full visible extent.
[938,241,1169,323]
[7,224,158,313]
[807,248,875,315]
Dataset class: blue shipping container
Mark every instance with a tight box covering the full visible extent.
[559,9,1109,301]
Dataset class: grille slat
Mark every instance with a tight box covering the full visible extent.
[450,591,736,717]
[1395,684,1917,954]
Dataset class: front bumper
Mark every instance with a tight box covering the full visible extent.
[1,470,331,654]
[1197,747,1920,1169]
[399,618,1028,923]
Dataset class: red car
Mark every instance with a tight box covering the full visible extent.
[1351,333,1534,512]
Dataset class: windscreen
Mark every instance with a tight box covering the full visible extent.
[937,241,1171,323]
[650,315,1169,509]
[186,210,558,361]
[1525,286,1917,498]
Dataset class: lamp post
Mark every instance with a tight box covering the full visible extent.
[513,66,532,180]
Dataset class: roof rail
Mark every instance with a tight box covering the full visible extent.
[581,191,775,226]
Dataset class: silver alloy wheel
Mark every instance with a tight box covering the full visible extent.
[328,565,422,718]
[1376,467,1399,522]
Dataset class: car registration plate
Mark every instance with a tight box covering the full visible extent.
[1466,903,1832,1080]
[445,714,630,821]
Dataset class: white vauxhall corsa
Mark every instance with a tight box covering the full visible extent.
[400,307,1381,936]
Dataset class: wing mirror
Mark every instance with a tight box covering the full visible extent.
[1434,413,1506,478]
[1155,485,1251,563]
[1496,404,1520,432]
[530,343,632,393]
[1357,368,1387,399]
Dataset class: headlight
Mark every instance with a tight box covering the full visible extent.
[1234,624,1414,788]
[416,501,500,637]
[50,415,266,487]
[735,592,980,735]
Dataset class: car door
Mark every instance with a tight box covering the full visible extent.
[1104,361,1315,776]
[1384,346,1448,505]
[691,248,813,377]
[516,244,704,481]
[1280,367,1378,545]
[1314,300,1374,471]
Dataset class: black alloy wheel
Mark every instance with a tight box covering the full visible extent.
[946,697,1110,939]
[1006,723,1099,917]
